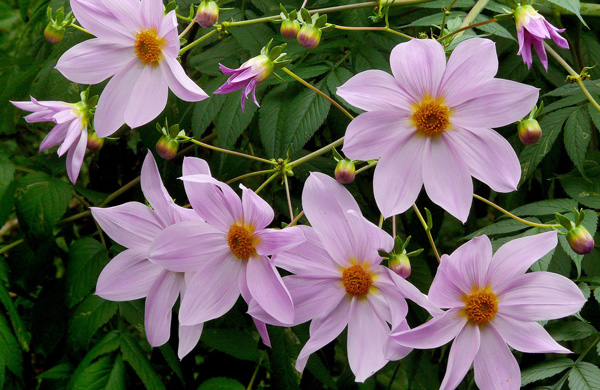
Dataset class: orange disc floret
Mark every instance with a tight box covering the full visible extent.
[342,265,372,296]
[134,29,166,66]
[463,287,498,325]
[227,224,258,260]
[412,99,450,136]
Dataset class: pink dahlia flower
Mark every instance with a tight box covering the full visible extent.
[11,97,91,183]
[56,0,208,138]
[91,151,205,359]
[148,172,305,346]
[248,173,441,382]
[337,38,539,222]
[386,232,586,390]
[514,4,569,70]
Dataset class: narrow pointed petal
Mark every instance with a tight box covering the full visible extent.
[447,235,493,291]
[141,150,180,225]
[246,256,294,324]
[428,255,469,308]
[242,186,273,230]
[158,11,180,57]
[382,268,443,317]
[69,0,134,43]
[145,271,181,347]
[474,326,520,390]
[178,323,204,359]
[532,38,549,71]
[336,69,413,112]
[492,314,571,354]
[252,318,271,347]
[57,119,84,156]
[255,227,305,256]
[182,156,211,176]
[389,308,466,349]
[141,0,163,29]
[384,320,412,361]
[161,56,209,101]
[124,65,169,129]
[440,324,480,390]
[39,122,69,152]
[66,129,87,184]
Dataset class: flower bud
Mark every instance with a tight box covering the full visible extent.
[335,159,355,184]
[196,1,219,28]
[44,23,65,44]
[566,225,594,255]
[281,19,301,39]
[518,118,542,145]
[388,253,411,279]
[297,24,321,49]
[86,131,104,152]
[156,135,179,160]
[243,54,274,83]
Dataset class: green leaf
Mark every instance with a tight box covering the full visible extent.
[590,103,600,134]
[353,46,391,73]
[37,363,74,379]
[0,160,15,227]
[105,354,126,390]
[202,328,261,362]
[197,377,246,390]
[564,106,592,177]
[474,14,515,41]
[0,312,22,379]
[71,355,114,390]
[267,327,300,390]
[118,300,145,330]
[546,0,588,27]
[0,281,30,351]
[191,76,228,139]
[68,331,121,390]
[159,343,184,383]
[509,198,578,217]
[325,66,360,114]
[560,175,600,209]
[579,282,591,299]
[530,245,556,272]
[67,237,108,308]
[568,362,600,390]
[580,33,600,80]
[230,23,276,54]
[68,295,118,350]
[521,358,574,386]
[546,321,598,341]
[465,217,542,239]
[15,172,71,236]
[215,91,259,150]
[120,333,167,390]
[188,36,242,77]
[259,83,289,158]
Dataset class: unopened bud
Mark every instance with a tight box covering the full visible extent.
[518,118,542,145]
[156,136,179,160]
[297,24,321,49]
[86,131,104,152]
[335,159,355,184]
[44,23,65,44]
[388,253,411,279]
[281,19,301,39]
[566,225,594,255]
[196,1,219,28]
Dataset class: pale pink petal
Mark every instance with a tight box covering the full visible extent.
[246,256,294,324]
[145,271,181,347]
[182,156,211,176]
[422,135,472,223]
[382,268,443,317]
[388,308,466,349]
[161,56,209,101]
[547,22,569,49]
[178,323,203,359]
[532,35,549,70]
[158,11,180,57]
[58,119,83,156]
[66,128,87,184]
[519,33,534,68]
[384,320,412,361]
[440,324,480,390]
[91,203,164,249]
[444,126,520,193]
[499,272,586,321]
[373,134,425,218]
[39,122,69,152]
[11,100,42,112]
[55,39,134,84]
[241,186,273,230]
[428,255,468,308]
[342,111,414,161]
[448,235,492,290]
[124,64,169,129]
[102,0,142,31]
[488,231,558,294]
[96,248,162,300]
[140,150,183,225]
[473,326,520,390]
[70,0,134,43]
[141,0,163,29]
[347,298,390,382]
[492,314,571,354]
[336,69,413,111]
[390,39,446,100]
[255,227,305,256]
[252,318,271,347]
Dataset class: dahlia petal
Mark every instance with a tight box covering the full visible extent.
[347,298,389,382]
[390,39,446,99]
[141,0,163,29]
[55,39,134,84]
[178,323,203,359]
[66,128,87,184]
[11,100,41,112]
[161,56,209,102]
[219,64,240,75]
[246,256,294,324]
[69,0,134,43]
[382,268,443,317]
[255,227,305,256]
[452,78,539,129]
[488,231,557,294]
[547,22,569,49]
[182,156,211,176]
[158,11,180,57]
[94,60,141,137]
[447,235,492,291]
[149,221,229,272]
[91,203,164,249]
[445,126,520,193]
[388,307,466,349]
[52,108,78,124]
[342,111,414,161]
[24,110,55,123]
[532,36,549,71]
[96,248,162,301]
[520,33,534,68]
[373,134,425,218]
[252,318,271,347]
[124,65,169,129]
[102,0,142,31]
[39,122,69,152]
[422,136,472,223]
[492,314,571,354]
[336,69,413,111]
[241,186,273,230]
[145,271,181,347]
[525,17,551,39]
[428,255,468,308]
[58,119,83,156]
[440,324,480,390]
[384,320,412,361]
[473,326,520,390]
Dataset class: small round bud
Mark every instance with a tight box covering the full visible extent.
[86,131,104,152]
[196,1,219,28]
[335,159,355,184]
[156,136,179,160]
[297,24,321,49]
[566,225,594,255]
[388,253,411,279]
[518,118,542,145]
[44,23,65,44]
[281,19,301,39]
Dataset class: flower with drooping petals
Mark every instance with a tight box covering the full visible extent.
[214,55,273,111]
[386,232,586,390]
[337,38,539,222]
[91,151,205,359]
[56,0,208,138]
[514,4,569,70]
[148,171,305,346]
[248,173,441,382]
[11,95,94,183]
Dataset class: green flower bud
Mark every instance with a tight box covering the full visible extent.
[388,253,411,279]
[156,135,179,160]
[335,159,355,184]
[196,1,219,28]
[518,118,542,145]
[281,19,301,39]
[86,131,104,152]
[297,24,321,49]
[44,23,66,44]
[566,225,594,255]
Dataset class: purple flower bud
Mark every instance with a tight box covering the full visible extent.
[388,253,411,279]
[44,23,65,44]
[156,135,179,160]
[335,159,355,184]
[297,24,321,49]
[281,19,301,39]
[86,131,104,152]
[566,225,594,255]
[196,1,219,28]
[518,118,542,145]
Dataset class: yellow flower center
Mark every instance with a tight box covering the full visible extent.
[227,224,259,260]
[463,287,498,325]
[134,29,166,66]
[412,99,450,136]
[342,265,372,296]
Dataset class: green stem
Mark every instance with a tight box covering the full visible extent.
[188,138,275,165]
[179,29,219,55]
[452,0,490,41]
[437,18,496,41]
[225,169,275,185]
[179,18,197,39]
[246,351,266,390]
[355,160,378,175]
[288,137,345,168]
[284,174,295,222]
[553,336,600,389]
[99,177,141,207]
[287,210,305,227]
[58,210,91,225]
[473,194,561,229]
[379,214,385,228]
[0,239,24,256]
[70,23,92,35]
[412,204,441,263]
[333,25,412,40]
[255,172,279,194]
